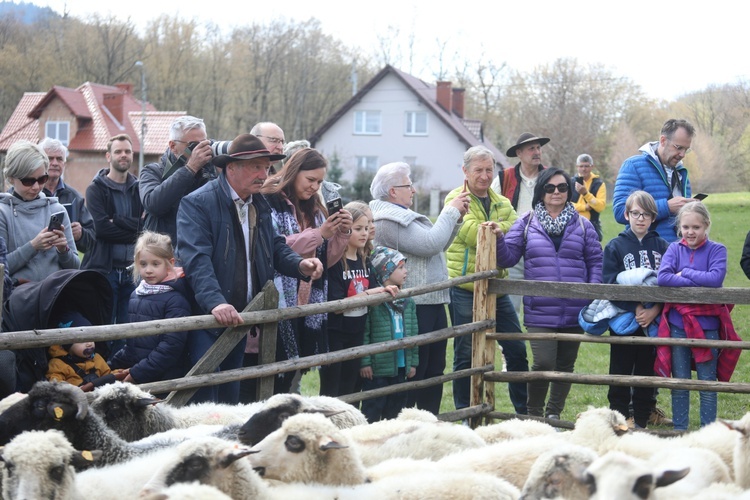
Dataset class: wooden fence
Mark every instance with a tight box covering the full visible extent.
[3,228,750,428]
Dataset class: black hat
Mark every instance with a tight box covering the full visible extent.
[212,134,286,168]
[505,132,550,158]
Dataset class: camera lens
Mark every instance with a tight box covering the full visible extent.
[210,140,231,156]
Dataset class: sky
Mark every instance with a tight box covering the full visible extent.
[27,0,750,101]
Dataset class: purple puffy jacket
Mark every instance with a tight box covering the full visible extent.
[497,210,603,328]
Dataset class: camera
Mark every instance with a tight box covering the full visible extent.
[183,139,232,177]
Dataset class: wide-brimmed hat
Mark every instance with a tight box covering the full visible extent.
[212,134,286,168]
[505,132,550,158]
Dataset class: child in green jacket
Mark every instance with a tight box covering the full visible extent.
[360,246,419,422]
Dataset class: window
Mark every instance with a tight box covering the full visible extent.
[403,156,417,167]
[354,111,381,135]
[405,111,428,135]
[45,121,70,146]
[356,156,379,172]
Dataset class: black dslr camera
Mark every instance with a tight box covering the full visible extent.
[182,139,232,178]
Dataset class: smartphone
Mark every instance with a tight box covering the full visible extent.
[47,211,65,232]
[693,193,708,201]
[326,197,342,216]
[62,203,74,221]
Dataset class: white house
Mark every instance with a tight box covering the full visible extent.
[310,65,509,209]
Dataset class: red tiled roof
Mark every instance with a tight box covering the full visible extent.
[0,82,185,155]
[0,92,45,150]
[309,65,509,168]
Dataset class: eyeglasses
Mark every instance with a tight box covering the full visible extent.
[393,184,415,190]
[628,211,653,220]
[543,183,569,194]
[256,135,285,145]
[19,175,50,187]
[670,141,691,155]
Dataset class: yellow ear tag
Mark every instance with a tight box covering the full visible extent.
[82,450,94,461]
[54,406,64,420]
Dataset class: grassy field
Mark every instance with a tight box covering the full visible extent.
[303,193,750,428]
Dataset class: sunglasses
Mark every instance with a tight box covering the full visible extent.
[543,182,569,194]
[19,175,50,187]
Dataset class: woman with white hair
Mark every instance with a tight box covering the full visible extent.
[0,140,79,284]
[368,162,469,414]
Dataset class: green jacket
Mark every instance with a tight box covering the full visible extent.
[444,186,518,291]
[361,300,418,377]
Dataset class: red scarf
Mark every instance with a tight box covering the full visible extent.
[654,303,741,382]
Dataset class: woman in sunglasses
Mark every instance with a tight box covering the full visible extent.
[0,140,79,285]
[487,167,602,421]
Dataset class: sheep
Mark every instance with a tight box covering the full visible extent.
[0,381,190,467]
[645,446,731,498]
[248,412,367,486]
[475,417,558,444]
[0,430,99,500]
[140,482,233,500]
[721,412,750,488]
[582,451,689,499]
[348,471,521,500]
[0,392,27,414]
[519,444,598,499]
[87,382,263,442]
[237,392,367,446]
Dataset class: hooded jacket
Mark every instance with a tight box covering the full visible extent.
[613,142,690,242]
[82,169,142,273]
[46,344,111,386]
[497,209,603,328]
[0,192,79,283]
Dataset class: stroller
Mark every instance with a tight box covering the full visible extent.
[2,269,113,393]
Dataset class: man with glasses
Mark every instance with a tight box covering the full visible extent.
[614,119,695,243]
[250,122,285,173]
[140,115,218,245]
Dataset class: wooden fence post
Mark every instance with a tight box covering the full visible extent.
[257,285,279,400]
[167,281,277,407]
[471,225,497,426]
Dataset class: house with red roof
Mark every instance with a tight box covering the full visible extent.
[309,65,509,207]
[0,82,185,196]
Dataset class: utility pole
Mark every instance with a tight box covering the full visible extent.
[135,61,147,172]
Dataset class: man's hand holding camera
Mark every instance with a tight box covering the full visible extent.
[185,140,213,174]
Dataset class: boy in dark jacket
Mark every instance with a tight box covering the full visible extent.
[360,246,418,422]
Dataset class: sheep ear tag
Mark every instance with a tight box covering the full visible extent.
[319,438,347,451]
[53,405,64,421]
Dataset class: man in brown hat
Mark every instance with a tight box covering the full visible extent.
[176,133,323,404]
[493,132,550,316]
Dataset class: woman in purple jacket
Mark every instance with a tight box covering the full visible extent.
[487,168,602,420]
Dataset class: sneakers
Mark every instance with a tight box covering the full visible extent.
[648,406,673,427]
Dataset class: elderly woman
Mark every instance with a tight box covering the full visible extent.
[258,147,352,397]
[490,167,602,420]
[0,140,79,284]
[369,162,469,414]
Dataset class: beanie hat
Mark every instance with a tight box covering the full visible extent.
[58,311,93,351]
[370,246,406,286]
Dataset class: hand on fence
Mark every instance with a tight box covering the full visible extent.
[481,221,503,237]
[211,303,244,326]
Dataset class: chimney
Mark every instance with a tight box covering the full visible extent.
[436,81,452,113]
[452,88,465,118]
[104,83,132,124]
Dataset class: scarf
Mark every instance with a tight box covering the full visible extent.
[534,201,576,236]
[272,202,328,359]
[135,280,173,296]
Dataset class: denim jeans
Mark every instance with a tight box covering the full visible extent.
[405,304,448,415]
[106,267,135,358]
[450,287,528,414]
[670,325,719,430]
[187,329,245,404]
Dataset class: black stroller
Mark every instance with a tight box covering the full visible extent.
[2,269,113,393]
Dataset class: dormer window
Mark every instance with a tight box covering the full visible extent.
[45,121,70,146]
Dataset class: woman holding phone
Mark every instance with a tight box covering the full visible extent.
[250,147,351,397]
[0,140,79,285]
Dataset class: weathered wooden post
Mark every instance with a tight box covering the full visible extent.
[470,225,497,426]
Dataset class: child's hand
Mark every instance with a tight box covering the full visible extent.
[384,285,399,297]
[360,366,373,380]
[407,367,416,379]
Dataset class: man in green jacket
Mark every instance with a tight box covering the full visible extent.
[445,146,528,415]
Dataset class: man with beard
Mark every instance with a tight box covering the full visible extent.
[83,134,142,355]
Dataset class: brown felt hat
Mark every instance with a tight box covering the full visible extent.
[505,132,550,158]
[212,134,286,168]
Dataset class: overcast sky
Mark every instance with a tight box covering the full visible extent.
[30,0,749,101]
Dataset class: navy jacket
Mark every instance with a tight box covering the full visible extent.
[109,278,192,383]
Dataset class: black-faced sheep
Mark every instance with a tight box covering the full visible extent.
[237,393,367,447]
[582,451,689,499]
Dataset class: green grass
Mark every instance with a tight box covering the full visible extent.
[304,193,750,428]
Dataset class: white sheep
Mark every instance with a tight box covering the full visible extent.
[721,412,750,488]
[237,392,367,446]
[583,451,689,499]
[645,446,731,498]
[475,417,557,444]
[0,392,27,415]
[140,482,233,500]
[519,443,598,499]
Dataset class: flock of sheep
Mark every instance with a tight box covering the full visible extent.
[1,380,750,499]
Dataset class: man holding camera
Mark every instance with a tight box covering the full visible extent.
[140,115,219,245]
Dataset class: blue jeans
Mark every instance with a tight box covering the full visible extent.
[670,325,719,430]
[450,287,528,414]
[106,267,135,358]
[187,329,245,404]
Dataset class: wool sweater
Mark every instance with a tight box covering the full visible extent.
[370,199,461,305]
[361,300,418,378]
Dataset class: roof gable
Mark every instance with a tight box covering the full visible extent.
[0,92,45,150]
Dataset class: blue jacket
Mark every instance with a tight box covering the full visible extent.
[176,173,306,316]
[613,142,690,242]
[109,278,192,383]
